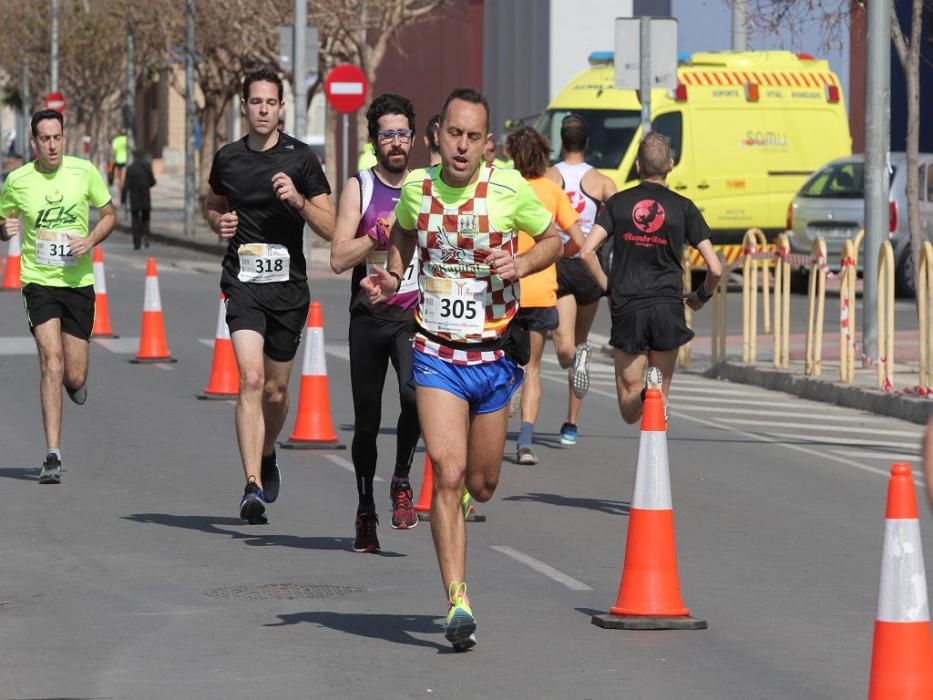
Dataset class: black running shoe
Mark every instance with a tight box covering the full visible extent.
[261,450,281,503]
[65,384,87,405]
[239,482,268,524]
[353,512,380,553]
[38,453,62,484]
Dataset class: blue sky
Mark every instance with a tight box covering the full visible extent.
[672,0,850,103]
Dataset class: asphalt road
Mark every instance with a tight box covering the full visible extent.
[0,235,929,700]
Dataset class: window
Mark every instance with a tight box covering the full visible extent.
[623,112,683,183]
[534,109,641,169]
[800,162,865,199]
[927,164,933,202]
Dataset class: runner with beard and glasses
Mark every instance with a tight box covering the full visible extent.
[362,88,561,650]
[206,68,335,525]
[330,94,421,553]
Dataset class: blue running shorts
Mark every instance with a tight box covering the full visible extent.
[412,350,524,415]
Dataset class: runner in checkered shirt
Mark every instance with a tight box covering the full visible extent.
[362,88,561,650]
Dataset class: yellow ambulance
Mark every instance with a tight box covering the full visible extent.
[536,51,851,265]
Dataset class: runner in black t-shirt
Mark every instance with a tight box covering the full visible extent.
[579,132,721,424]
[206,68,334,525]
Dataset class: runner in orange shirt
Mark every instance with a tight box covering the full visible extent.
[507,127,585,464]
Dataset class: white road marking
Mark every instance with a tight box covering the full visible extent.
[831,449,922,462]
[198,338,214,347]
[93,337,140,354]
[490,545,592,591]
[325,344,350,362]
[0,337,35,355]
[324,454,383,482]
[154,363,176,371]
[666,405,868,421]
[726,419,922,438]
[765,432,923,453]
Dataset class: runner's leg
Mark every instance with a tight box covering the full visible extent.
[465,405,508,503]
[418,387,470,591]
[553,295,577,369]
[389,322,420,478]
[613,348,678,423]
[261,354,294,456]
[518,330,546,452]
[61,332,90,395]
[349,314,390,512]
[33,319,65,451]
[566,299,599,423]
[231,329,266,487]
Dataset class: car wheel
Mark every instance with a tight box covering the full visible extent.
[895,247,916,299]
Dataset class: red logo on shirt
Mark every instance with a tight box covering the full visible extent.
[567,191,586,214]
[632,199,666,234]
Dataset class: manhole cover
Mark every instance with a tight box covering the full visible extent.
[204,584,363,600]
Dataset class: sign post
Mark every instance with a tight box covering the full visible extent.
[614,17,678,136]
[324,64,369,186]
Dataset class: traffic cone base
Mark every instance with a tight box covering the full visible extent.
[592,613,708,630]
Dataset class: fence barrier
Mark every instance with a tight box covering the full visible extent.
[772,234,791,369]
[679,246,692,369]
[804,237,827,377]
[919,241,933,391]
[710,253,728,364]
[878,241,895,390]
[741,229,771,363]
[839,238,858,384]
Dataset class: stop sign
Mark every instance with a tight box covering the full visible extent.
[324,65,368,113]
[44,91,67,113]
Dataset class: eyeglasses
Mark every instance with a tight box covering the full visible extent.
[377,129,414,144]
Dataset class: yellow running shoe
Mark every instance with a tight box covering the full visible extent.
[445,582,476,651]
[460,487,474,520]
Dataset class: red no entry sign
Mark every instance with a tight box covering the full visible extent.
[44,91,67,113]
[324,64,368,113]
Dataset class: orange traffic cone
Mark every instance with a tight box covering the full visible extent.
[130,257,176,364]
[2,234,21,290]
[867,463,933,699]
[414,455,434,522]
[91,246,116,337]
[592,379,706,630]
[280,301,344,450]
[199,293,239,399]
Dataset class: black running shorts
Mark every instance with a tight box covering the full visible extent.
[610,302,694,354]
[557,257,603,306]
[516,306,559,332]
[223,284,310,363]
[22,283,95,341]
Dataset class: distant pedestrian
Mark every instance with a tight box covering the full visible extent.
[121,150,156,250]
[111,132,128,190]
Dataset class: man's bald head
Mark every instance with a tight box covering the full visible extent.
[637,132,673,179]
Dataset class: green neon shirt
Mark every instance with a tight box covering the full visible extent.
[395,165,551,237]
[0,156,112,288]
[112,135,128,165]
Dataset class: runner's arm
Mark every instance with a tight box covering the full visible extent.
[491,224,561,281]
[330,178,374,274]
[299,192,336,242]
[684,239,722,311]
[0,214,19,241]
[68,201,117,257]
[561,221,586,257]
[385,221,417,280]
[579,223,609,292]
[205,188,237,238]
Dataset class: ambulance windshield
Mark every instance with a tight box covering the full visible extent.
[535,109,640,169]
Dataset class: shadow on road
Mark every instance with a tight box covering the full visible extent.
[0,467,40,481]
[502,492,630,516]
[123,513,406,556]
[265,611,455,652]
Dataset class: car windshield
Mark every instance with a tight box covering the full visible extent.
[799,162,896,199]
[534,109,640,169]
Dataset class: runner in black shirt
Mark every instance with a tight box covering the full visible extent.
[579,132,721,424]
[206,67,334,524]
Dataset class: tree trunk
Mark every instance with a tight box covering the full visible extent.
[905,51,921,298]
[198,101,220,206]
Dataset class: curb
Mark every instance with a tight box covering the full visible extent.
[704,361,933,425]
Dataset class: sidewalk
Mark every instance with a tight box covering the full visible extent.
[138,172,933,426]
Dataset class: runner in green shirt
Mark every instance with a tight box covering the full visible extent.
[0,109,116,484]
[111,132,128,189]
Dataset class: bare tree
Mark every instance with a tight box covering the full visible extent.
[309,0,450,178]
[741,0,931,296]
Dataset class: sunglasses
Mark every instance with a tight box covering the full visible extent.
[377,129,414,144]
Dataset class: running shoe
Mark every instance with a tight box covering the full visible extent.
[38,453,62,485]
[642,366,669,423]
[445,582,477,651]
[260,450,281,503]
[239,481,268,524]
[570,343,591,399]
[559,422,578,446]
[517,446,538,465]
[460,487,474,520]
[390,477,418,530]
[65,383,87,405]
[353,512,381,553]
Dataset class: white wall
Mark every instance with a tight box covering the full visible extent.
[548,0,632,101]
